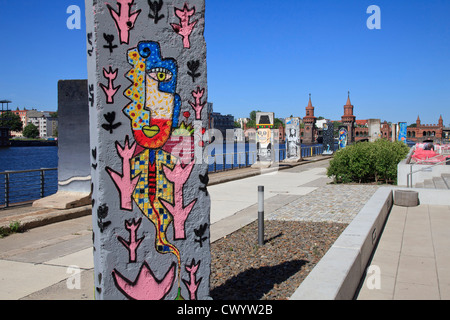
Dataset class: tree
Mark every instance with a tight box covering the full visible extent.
[246,119,256,128]
[274,118,285,128]
[23,123,39,139]
[249,110,261,121]
[0,111,23,132]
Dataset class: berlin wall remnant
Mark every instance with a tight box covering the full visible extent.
[255,112,275,164]
[398,122,407,143]
[85,0,210,300]
[339,126,348,149]
[57,80,91,193]
[368,119,382,142]
[322,120,334,155]
[33,80,91,210]
[285,117,301,162]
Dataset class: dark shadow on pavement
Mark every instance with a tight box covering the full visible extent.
[210,259,308,300]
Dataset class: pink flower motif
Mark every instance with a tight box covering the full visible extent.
[183,259,202,300]
[107,0,141,45]
[160,160,197,240]
[170,4,198,49]
[112,261,176,300]
[100,66,121,104]
[106,136,141,211]
[117,218,144,263]
[189,87,206,120]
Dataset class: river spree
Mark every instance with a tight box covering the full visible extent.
[0,143,322,206]
[0,146,58,206]
[0,146,58,172]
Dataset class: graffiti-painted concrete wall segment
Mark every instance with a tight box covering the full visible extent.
[285,117,301,162]
[255,112,275,162]
[339,126,348,149]
[322,120,334,155]
[85,0,210,300]
[57,80,91,193]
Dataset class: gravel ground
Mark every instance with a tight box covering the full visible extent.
[210,220,348,300]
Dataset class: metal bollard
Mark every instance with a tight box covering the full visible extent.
[258,186,264,246]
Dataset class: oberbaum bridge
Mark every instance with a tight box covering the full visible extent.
[1,0,450,301]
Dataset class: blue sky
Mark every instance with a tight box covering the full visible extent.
[1,0,449,126]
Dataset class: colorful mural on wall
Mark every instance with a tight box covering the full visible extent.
[285,117,301,161]
[256,112,274,162]
[322,120,334,155]
[339,126,348,149]
[398,122,407,143]
[85,0,210,300]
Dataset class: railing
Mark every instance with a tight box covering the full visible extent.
[301,145,324,158]
[0,145,327,206]
[0,168,58,208]
[406,158,450,188]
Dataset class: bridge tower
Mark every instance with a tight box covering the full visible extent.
[341,92,356,143]
[303,94,317,144]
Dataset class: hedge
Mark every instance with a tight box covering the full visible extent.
[327,139,410,184]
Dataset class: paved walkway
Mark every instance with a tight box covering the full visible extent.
[0,156,449,300]
[267,184,380,224]
[357,204,450,300]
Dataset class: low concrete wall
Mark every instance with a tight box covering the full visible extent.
[392,187,450,206]
[397,147,450,187]
[290,187,393,300]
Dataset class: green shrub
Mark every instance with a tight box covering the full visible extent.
[327,139,409,184]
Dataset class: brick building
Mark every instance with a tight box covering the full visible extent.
[302,94,317,144]
[5,109,27,137]
[341,92,356,143]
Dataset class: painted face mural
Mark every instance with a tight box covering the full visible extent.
[124,41,181,149]
[89,0,209,301]
[107,40,200,300]
[257,128,271,146]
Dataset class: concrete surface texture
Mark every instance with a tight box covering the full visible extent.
[57,80,91,193]
[357,204,450,300]
[285,117,301,162]
[86,0,210,300]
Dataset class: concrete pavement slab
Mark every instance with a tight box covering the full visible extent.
[357,202,450,300]
[441,284,450,300]
[209,167,327,224]
[358,273,396,300]
[370,249,400,277]
[394,282,440,300]
[45,248,94,270]
[396,255,439,287]
[20,269,95,300]
[0,260,71,300]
